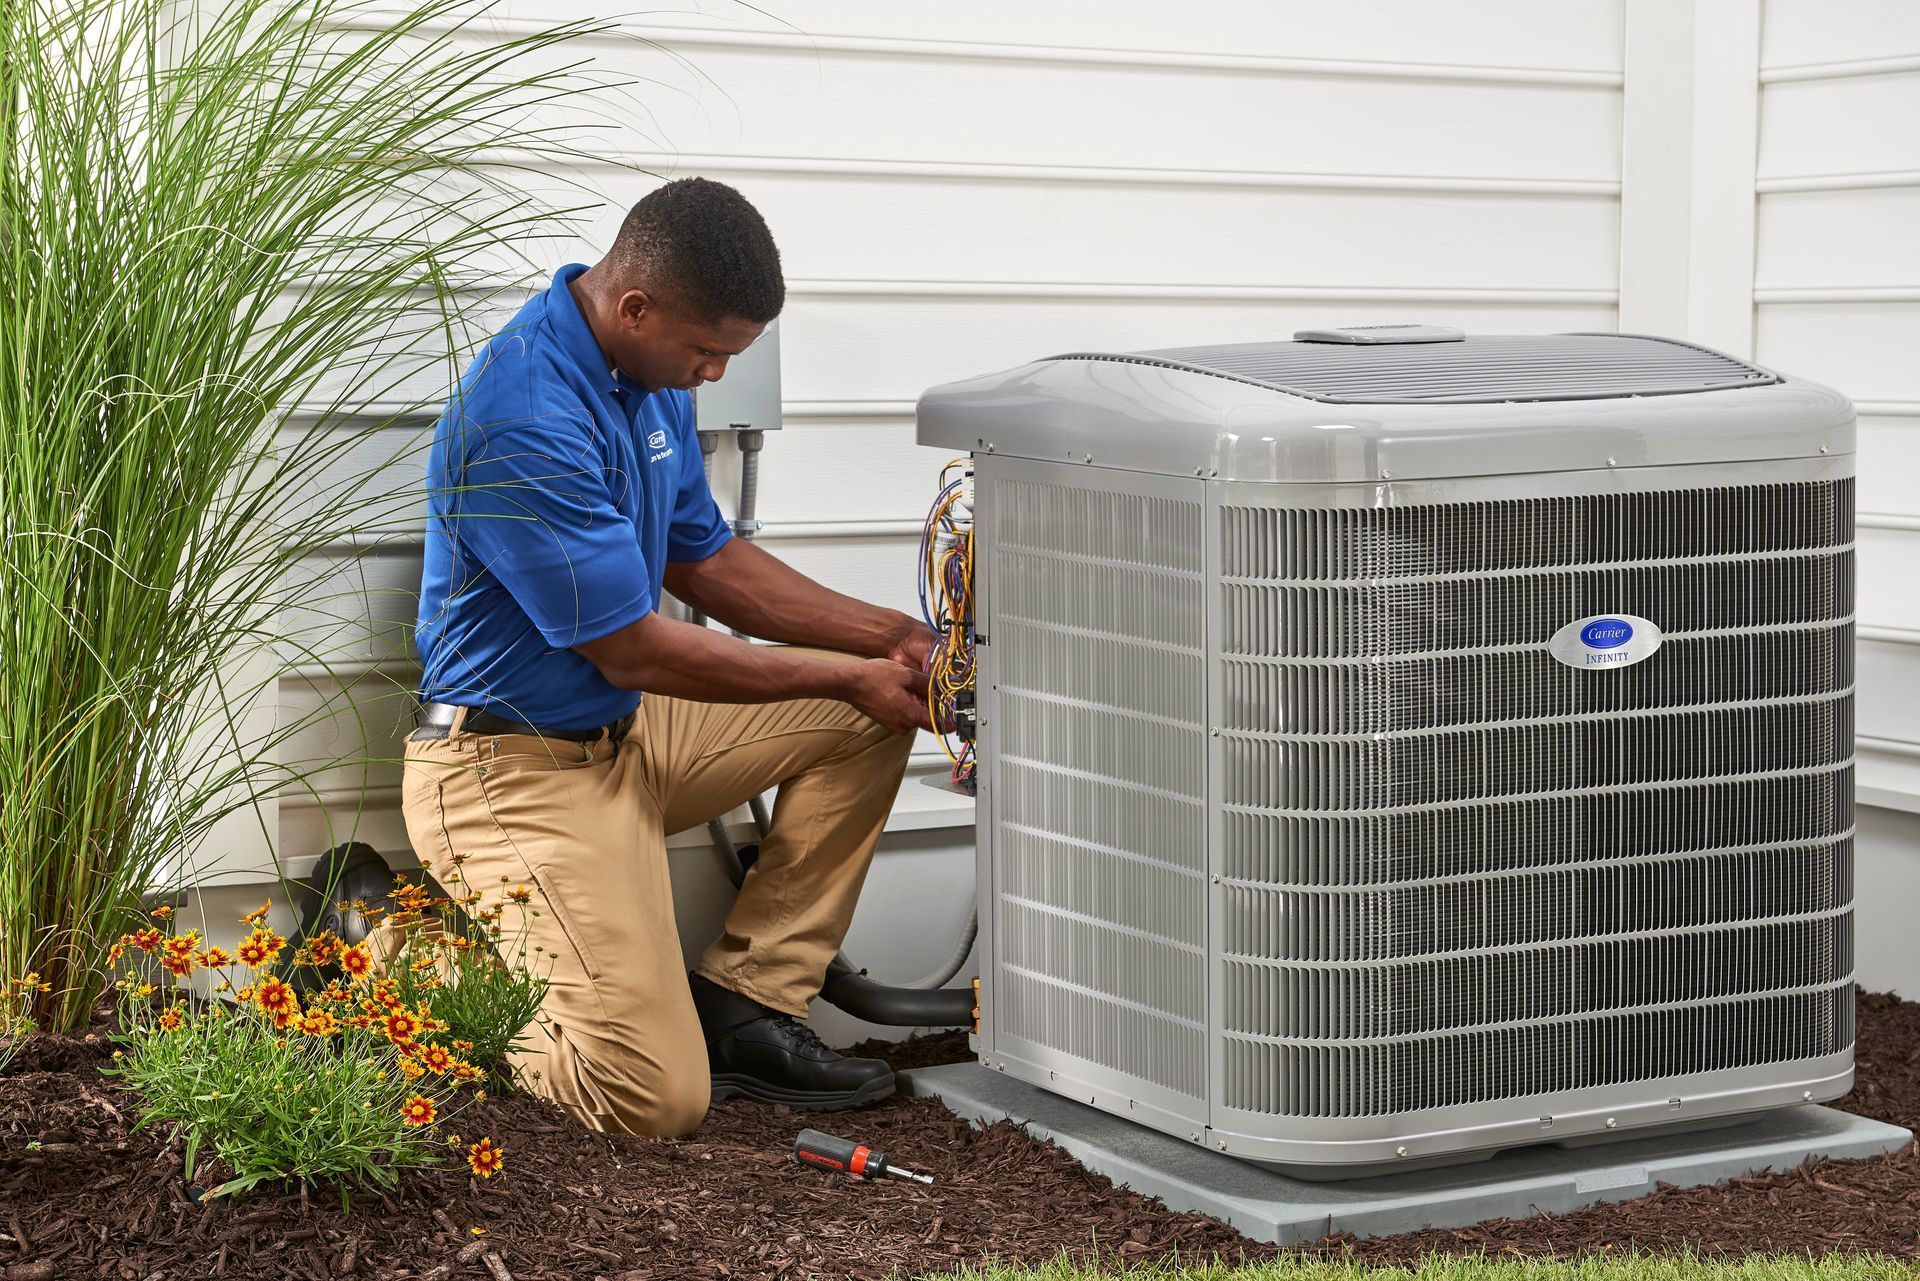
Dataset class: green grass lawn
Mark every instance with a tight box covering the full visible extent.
[936,1255,1920,1281]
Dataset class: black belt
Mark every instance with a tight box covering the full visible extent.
[412,700,635,744]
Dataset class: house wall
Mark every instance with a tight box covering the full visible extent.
[187,0,1920,1028]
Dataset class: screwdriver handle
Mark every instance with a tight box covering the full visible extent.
[794,1128,886,1179]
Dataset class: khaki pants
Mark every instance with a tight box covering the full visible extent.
[398,648,914,1136]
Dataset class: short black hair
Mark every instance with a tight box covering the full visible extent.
[610,177,784,325]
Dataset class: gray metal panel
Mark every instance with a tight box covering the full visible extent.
[978,456,1210,1133]
[916,338,1853,485]
[1091,333,1778,404]
[692,318,782,432]
[1204,464,1856,1165]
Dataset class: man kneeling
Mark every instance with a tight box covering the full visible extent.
[401,178,937,1135]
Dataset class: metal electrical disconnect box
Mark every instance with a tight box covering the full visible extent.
[693,317,782,433]
[916,328,1858,1177]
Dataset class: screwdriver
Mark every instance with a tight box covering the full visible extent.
[793,1128,935,1185]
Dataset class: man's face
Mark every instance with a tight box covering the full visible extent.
[607,290,766,395]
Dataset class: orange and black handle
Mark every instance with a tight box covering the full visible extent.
[793,1128,935,1185]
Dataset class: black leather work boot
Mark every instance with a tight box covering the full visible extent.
[689,974,896,1110]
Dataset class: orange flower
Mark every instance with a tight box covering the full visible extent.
[151,904,175,920]
[304,931,342,967]
[298,1009,338,1038]
[338,943,374,980]
[158,932,201,977]
[467,1138,504,1179]
[399,1096,436,1127]
[254,977,298,1019]
[128,927,163,954]
[449,1060,483,1083]
[505,885,532,905]
[200,947,235,969]
[417,1044,454,1074]
[156,1007,185,1034]
[240,901,272,926]
[236,928,286,968]
[399,1056,426,1081]
[382,1008,422,1046]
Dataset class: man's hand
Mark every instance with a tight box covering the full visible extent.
[883,621,940,673]
[844,659,938,735]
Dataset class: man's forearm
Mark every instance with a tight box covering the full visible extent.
[581,611,856,704]
[665,538,916,658]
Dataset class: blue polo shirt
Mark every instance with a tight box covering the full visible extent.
[414,264,731,730]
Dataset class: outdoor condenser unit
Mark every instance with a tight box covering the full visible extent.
[916,327,1857,1176]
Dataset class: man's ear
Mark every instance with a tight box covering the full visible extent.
[615,288,655,329]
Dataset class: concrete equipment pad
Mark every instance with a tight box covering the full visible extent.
[902,1064,1913,1245]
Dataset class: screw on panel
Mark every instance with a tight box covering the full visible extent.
[1085,456,1095,465]
[1395,1146,1408,1158]
[1193,467,1204,476]
[1820,444,1831,454]
[1210,874,1221,884]
[1606,457,1617,467]
[1208,468,1217,477]
[1211,727,1220,737]
[1803,1091,1814,1101]
[1189,1133,1201,1143]
[1539,1117,1554,1129]
[1605,1117,1617,1129]
[1668,1098,1683,1110]
[987,442,996,453]
[1379,469,1392,480]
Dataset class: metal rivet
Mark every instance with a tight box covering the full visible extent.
[1803,1090,1814,1101]
[1084,456,1094,465]
[1395,1146,1408,1158]
[1208,468,1217,477]
[1379,469,1392,480]
[1217,1141,1227,1150]
[1605,1117,1617,1129]
[1189,1132,1201,1143]
[976,438,984,447]
[1819,444,1831,454]
[1210,874,1221,884]
[986,442,996,452]
[1193,467,1204,476]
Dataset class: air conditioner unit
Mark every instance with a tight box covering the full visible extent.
[916,328,1856,1177]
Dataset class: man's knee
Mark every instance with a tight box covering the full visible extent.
[522,1027,711,1137]
[620,1072,710,1138]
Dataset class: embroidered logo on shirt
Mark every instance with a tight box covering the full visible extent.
[647,430,668,450]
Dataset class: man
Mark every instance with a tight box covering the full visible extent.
[403,178,938,1136]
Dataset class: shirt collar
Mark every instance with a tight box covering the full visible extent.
[543,263,622,392]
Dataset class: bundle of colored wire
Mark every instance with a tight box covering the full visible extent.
[919,459,976,787]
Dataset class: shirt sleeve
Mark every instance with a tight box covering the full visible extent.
[438,412,655,647]
[665,391,734,563]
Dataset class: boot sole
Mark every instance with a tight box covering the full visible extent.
[709,1072,897,1111]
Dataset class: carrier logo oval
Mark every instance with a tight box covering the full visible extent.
[1551,613,1663,671]
[1581,618,1633,649]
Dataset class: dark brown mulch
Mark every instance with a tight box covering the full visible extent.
[4,999,1919,1278]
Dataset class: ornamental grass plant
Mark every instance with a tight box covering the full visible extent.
[0,0,613,1032]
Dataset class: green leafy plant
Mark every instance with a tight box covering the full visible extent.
[375,857,551,1091]
[107,905,504,1198]
[0,0,610,1030]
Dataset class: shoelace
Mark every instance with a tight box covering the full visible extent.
[770,1012,831,1055]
